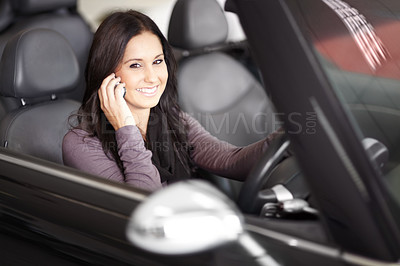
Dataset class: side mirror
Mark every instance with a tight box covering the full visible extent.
[125,180,243,255]
[126,180,280,266]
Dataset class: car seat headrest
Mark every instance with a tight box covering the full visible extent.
[11,0,77,15]
[168,0,228,50]
[0,28,79,98]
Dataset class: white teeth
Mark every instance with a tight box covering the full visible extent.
[136,86,157,93]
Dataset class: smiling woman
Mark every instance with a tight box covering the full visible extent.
[62,9,278,192]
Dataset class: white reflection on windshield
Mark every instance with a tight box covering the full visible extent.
[323,0,390,70]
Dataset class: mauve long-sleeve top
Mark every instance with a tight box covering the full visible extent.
[62,112,274,192]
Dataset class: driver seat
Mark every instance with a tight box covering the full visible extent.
[0,28,80,164]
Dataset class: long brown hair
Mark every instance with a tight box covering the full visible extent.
[75,10,190,173]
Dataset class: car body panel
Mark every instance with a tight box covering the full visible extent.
[0,147,344,265]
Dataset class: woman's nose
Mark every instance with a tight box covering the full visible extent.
[144,66,157,83]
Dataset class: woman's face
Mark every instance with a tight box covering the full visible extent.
[115,31,168,113]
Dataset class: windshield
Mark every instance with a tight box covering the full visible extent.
[298,0,400,204]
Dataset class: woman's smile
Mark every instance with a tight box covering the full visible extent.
[136,85,158,96]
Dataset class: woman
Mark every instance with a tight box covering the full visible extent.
[62,10,276,192]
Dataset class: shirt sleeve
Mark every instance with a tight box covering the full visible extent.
[62,126,162,192]
[183,112,276,181]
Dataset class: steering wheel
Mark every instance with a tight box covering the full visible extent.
[238,133,304,214]
[238,133,389,215]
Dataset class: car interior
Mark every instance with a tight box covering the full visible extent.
[0,1,330,250]
[0,0,282,203]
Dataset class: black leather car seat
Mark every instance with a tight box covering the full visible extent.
[0,28,81,164]
[168,0,276,147]
[0,0,92,121]
[168,0,276,198]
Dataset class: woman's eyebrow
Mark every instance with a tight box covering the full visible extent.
[123,53,164,64]
[123,58,142,64]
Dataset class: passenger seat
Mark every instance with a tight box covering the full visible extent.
[168,0,277,198]
[0,28,81,164]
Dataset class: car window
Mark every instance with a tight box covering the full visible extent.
[300,0,400,205]
[77,0,246,41]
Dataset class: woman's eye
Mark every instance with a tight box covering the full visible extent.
[153,59,163,65]
[130,63,141,68]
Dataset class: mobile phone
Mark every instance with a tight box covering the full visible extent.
[121,86,126,98]
[115,82,126,98]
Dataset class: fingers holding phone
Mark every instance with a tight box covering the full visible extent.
[114,80,126,99]
[98,73,136,130]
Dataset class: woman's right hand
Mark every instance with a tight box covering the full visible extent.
[98,73,136,130]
